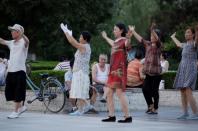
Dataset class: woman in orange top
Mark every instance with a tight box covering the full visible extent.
[127,50,145,88]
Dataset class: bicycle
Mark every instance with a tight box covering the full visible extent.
[26,73,66,113]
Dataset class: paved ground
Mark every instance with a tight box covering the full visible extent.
[0,106,198,131]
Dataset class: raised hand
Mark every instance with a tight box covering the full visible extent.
[126,29,133,39]
[150,22,156,30]
[67,28,72,36]
[60,23,68,33]
[171,32,176,38]
[128,25,135,32]
[101,31,107,38]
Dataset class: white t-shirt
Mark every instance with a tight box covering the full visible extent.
[160,60,169,73]
[5,38,28,72]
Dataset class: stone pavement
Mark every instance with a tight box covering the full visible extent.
[0,106,198,131]
[1,89,198,112]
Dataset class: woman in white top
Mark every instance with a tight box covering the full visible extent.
[159,52,169,90]
[160,52,169,73]
[60,23,91,115]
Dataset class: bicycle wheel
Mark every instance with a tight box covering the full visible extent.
[42,79,66,113]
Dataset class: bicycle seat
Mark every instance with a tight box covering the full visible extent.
[40,73,49,79]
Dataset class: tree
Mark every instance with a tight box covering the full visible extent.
[0,0,115,60]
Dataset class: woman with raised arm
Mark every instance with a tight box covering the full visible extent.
[129,23,162,114]
[171,26,198,120]
[101,23,132,123]
[60,23,91,116]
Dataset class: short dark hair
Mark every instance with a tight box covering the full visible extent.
[161,52,167,60]
[115,23,127,37]
[135,49,143,59]
[81,31,91,43]
[59,56,66,62]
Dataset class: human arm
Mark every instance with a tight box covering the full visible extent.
[0,38,8,45]
[22,34,29,48]
[128,25,143,43]
[101,31,114,47]
[60,23,86,52]
[125,29,133,49]
[170,32,183,48]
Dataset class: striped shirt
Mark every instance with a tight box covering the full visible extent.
[54,61,70,71]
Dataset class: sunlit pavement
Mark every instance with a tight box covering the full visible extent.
[0,106,198,131]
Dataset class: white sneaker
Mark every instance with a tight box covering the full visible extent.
[69,110,83,116]
[177,113,189,120]
[187,114,198,120]
[18,106,27,115]
[7,112,19,119]
[83,105,92,113]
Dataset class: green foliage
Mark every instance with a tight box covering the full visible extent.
[166,58,180,70]
[115,0,159,36]
[154,0,198,38]
[163,71,176,89]
[90,35,111,61]
[91,0,160,61]
[30,61,58,70]
[0,0,115,60]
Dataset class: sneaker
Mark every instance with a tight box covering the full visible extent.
[7,112,19,119]
[187,114,198,120]
[85,108,99,114]
[69,110,83,116]
[18,106,27,115]
[69,107,78,113]
[147,111,158,115]
[177,113,189,120]
[102,116,116,122]
[145,108,152,114]
[117,116,132,123]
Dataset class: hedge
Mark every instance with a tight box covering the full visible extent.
[29,61,58,71]
[28,70,197,90]
[162,71,177,89]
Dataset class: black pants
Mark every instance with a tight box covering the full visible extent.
[142,74,162,110]
[5,71,26,102]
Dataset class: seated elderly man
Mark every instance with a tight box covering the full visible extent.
[91,54,109,103]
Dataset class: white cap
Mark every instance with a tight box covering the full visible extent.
[8,24,24,34]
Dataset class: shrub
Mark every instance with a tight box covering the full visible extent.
[30,61,58,70]
[162,71,176,89]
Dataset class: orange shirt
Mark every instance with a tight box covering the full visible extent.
[127,59,144,87]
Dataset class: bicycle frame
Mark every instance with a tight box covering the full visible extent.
[26,74,66,103]
[26,74,47,103]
